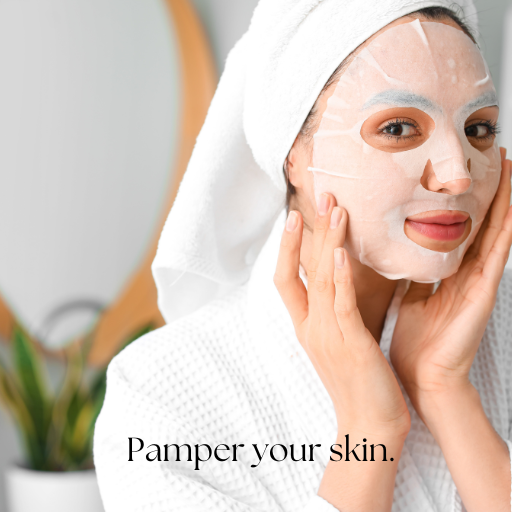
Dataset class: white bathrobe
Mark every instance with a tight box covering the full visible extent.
[94,211,512,512]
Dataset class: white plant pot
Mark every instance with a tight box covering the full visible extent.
[5,464,104,512]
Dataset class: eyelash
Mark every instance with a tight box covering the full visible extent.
[378,118,420,142]
[464,120,500,139]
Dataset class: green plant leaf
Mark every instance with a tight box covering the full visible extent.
[12,326,52,469]
[60,388,95,470]
[0,357,34,432]
[0,352,48,469]
[48,342,84,470]
[1,322,156,472]
[90,368,107,402]
[0,355,16,409]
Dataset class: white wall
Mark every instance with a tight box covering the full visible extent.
[0,410,18,512]
[474,0,512,98]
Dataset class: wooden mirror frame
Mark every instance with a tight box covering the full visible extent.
[0,0,217,367]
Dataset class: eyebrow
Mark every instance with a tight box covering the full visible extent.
[463,91,499,111]
[361,90,438,111]
[361,89,499,114]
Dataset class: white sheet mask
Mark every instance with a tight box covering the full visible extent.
[309,20,500,282]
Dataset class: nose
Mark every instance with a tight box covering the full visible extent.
[421,125,472,195]
[420,158,471,195]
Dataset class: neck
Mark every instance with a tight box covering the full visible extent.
[348,255,398,343]
[300,228,398,343]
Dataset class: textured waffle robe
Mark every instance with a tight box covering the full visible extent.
[94,213,512,512]
[93,0,512,510]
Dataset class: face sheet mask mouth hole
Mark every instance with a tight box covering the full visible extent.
[360,107,435,153]
[403,215,472,253]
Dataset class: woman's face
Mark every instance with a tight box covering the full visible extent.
[290,17,500,283]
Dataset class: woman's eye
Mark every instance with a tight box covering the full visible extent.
[381,123,418,138]
[465,124,491,138]
[361,108,434,152]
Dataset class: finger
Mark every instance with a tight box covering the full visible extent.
[477,158,512,262]
[466,151,509,261]
[313,206,348,317]
[402,281,435,305]
[465,203,490,261]
[307,193,336,301]
[333,248,370,347]
[481,205,512,294]
[274,210,309,328]
[466,158,511,262]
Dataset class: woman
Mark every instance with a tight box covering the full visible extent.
[94,1,512,511]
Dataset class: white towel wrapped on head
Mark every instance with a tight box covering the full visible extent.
[152,0,478,323]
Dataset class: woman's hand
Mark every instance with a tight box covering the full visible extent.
[275,193,411,511]
[275,194,410,511]
[390,148,512,413]
[274,193,410,438]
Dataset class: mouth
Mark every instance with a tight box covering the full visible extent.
[405,210,470,242]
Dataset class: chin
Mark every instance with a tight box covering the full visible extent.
[351,243,467,283]
[374,260,461,283]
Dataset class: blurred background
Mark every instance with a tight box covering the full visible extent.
[0,0,511,510]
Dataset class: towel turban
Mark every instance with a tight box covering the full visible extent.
[153,0,478,322]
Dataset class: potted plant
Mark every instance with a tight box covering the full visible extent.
[0,323,152,512]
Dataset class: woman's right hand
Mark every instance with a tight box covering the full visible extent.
[274,192,410,439]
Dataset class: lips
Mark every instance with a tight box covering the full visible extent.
[405,211,470,241]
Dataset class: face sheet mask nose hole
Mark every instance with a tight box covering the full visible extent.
[420,159,472,195]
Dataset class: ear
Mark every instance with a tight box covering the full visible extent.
[286,140,307,190]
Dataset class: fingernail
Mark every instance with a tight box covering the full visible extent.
[334,248,345,269]
[330,207,342,229]
[317,193,330,216]
[286,211,298,232]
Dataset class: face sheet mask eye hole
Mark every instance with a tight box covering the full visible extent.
[464,106,499,152]
[360,107,435,153]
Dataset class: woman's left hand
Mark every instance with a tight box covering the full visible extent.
[390,148,512,414]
